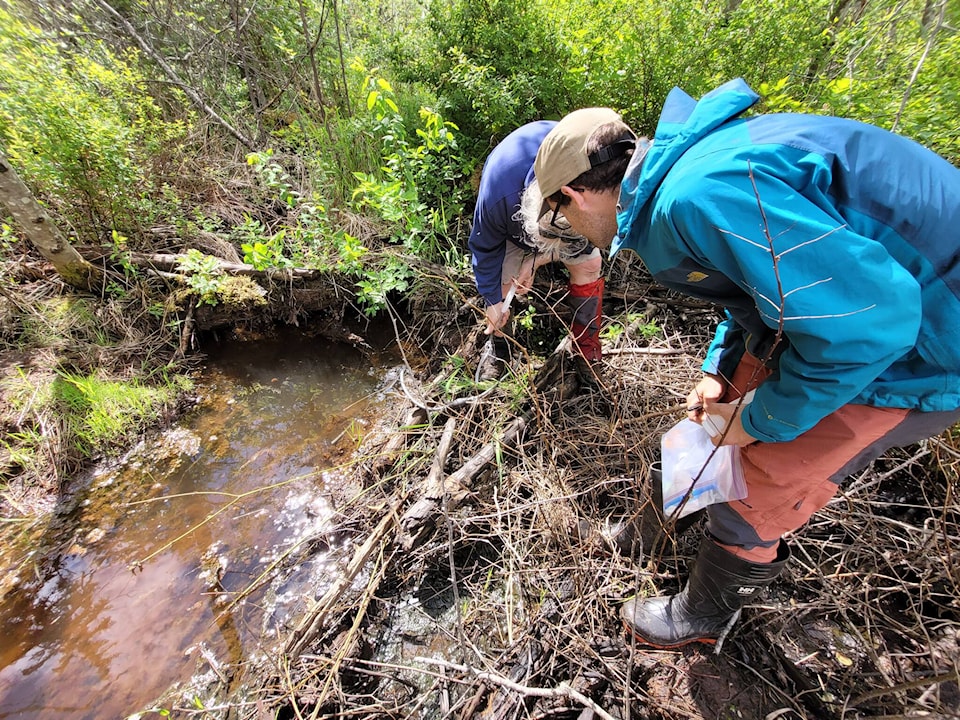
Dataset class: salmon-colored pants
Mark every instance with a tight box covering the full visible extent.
[707,353,960,563]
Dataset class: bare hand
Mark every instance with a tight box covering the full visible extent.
[514,252,550,294]
[513,267,535,295]
[484,302,510,335]
[702,402,759,447]
[686,374,726,422]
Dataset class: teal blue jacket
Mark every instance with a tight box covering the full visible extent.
[614,79,960,442]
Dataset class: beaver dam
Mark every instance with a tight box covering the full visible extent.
[137,260,960,720]
[4,259,958,720]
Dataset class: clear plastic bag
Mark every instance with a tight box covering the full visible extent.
[660,418,747,518]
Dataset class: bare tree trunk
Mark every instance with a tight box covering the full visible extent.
[297,0,328,112]
[296,0,337,144]
[230,0,268,143]
[0,153,101,292]
[893,0,946,133]
[332,0,351,116]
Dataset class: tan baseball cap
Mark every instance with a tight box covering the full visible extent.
[534,107,625,207]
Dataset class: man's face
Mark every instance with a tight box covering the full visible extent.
[546,187,620,251]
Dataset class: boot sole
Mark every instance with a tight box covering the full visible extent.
[622,620,718,649]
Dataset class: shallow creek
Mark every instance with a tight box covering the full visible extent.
[0,329,400,719]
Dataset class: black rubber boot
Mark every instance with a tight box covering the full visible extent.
[621,536,790,649]
[604,462,703,558]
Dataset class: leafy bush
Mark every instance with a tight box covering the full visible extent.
[555,0,836,134]
[814,1,960,164]
[350,75,466,240]
[341,69,472,311]
[421,0,573,143]
[178,249,227,306]
[0,9,186,244]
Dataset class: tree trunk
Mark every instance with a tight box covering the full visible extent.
[0,153,101,292]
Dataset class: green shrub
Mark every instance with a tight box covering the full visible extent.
[0,9,187,244]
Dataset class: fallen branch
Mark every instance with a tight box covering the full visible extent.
[398,414,528,551]
[427,416,458,489]
[603,347,687,356]
[283,501,401,661]
[415,656,618,720]
[126,252,319,279]
[396,338,580,551]
[849,669,960,707]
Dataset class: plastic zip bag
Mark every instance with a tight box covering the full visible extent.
[660,418,747,518]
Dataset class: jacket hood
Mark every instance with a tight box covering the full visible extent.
[612,78,760,257]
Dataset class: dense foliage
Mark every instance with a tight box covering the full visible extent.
[2,0,957,290]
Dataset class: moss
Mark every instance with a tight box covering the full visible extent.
[216,276,268,309]
[57,261,100,291]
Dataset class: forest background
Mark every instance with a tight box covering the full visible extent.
[1,0,958,515]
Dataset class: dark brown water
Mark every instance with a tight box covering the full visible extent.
[0,330,397,719]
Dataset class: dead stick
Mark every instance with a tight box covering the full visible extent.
[604,347,687,356]
[312,542,393,707]
[425,417,457,488]
[850,669,960,706]
[415,656,617,720]
[283,502,400,660]
[442,414,527,502]
[398,414,528,550]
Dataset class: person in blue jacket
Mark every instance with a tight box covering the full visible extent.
[468,121,613,380]
[531,80,960,649]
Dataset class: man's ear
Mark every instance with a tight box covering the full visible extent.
[560,184,585,208]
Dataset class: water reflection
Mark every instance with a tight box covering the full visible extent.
[0,331,394,719]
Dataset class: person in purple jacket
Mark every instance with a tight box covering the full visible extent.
[468,121,617,380]
[532,80,960,649]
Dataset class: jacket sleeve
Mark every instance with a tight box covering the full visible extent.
[702,312,746,380]
[468,194,514,305]
[667,169,921,442]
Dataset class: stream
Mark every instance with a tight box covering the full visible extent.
[0,327,400,719]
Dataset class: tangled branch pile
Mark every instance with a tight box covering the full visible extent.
[231,265,959,720]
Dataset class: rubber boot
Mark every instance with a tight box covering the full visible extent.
[604,462,703,558]
[566,278,604,361]
[621,536,790,649]
[476,323,513,382]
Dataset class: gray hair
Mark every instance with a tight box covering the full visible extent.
[513,179,591,259]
